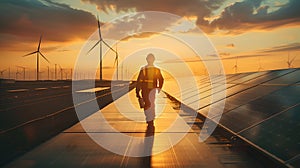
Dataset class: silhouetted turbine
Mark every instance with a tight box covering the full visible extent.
[87,15,118,81]
[58,64,63,80]
[287,52,296,69]
[113,43,119,80]
[23,35,50,80]
[232,56,238,73]
[16,66,26,80]
[0,69,7,78]
[257,56,264,71]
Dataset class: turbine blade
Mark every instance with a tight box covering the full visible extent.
[291,56,296,63]
[23,51,38,57]
[97,15,102,39]
[116,43,118,57]
[103,40,117,53]
[113,43,119,68]
[39,52,50,63]
[87,40,100,54]
[113,57,117,68]
[38,35,42,51]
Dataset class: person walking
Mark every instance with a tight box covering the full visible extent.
[136,53,164,126]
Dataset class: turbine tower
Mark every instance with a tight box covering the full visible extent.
[16,66,26,80]
[232,56,238,74]
[113,43,119,80]
[47,66,50,80]
[23,35,50,80]
[87,15,118,81]
[58,64,63,80]
[55,64,57,80]
[287,52,296,69]
[0,69,7,79]
[257,55,263,71]
[15,70,21,80]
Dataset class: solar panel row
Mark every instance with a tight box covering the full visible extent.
[167,69,300,167]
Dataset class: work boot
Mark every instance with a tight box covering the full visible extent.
[147,120,154,126]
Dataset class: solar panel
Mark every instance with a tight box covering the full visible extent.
[196,69,299,112]
[227,71,268,84]
[204,85,282,118]
[180,73,248,104]
[240,104,300,162]
[246,69,296,85]
[219,84,300,132]
[165,68,300,167]
[264,69,300,84]
[191,75,264,110]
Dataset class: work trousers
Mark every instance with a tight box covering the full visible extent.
[141,88,156,122]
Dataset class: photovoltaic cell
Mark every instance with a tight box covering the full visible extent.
[263,69,300,84]
[219,84,300,132]
[165,68,300,166]
[181,73,248,104]
[240,104,300,162]
[196,69,298,113]
[206,85,282,118]
[168,68,300,166]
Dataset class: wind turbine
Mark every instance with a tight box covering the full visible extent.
[257,56,264,71]
[16,66,26,80]
[87,15,118,81]
[232,56,238,74]
[47,66,50,80]
[15,70,21,80]
[113,43,119,80]
[287,52,296,69]
[58,64,63,80]
[55,64,58,80]
[0,69,7,78]
[8,67,10,79]
[23,35,50,80]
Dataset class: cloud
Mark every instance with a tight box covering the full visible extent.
[219,52,231,57]
[0,0,97,50]
[82,0,225,33]
[83,0,300,34]
[120,32,159,41]
[1,0,299,53]
[211,0,300,34]
[96,11,184,43]
[259,43,300,53]
[226,43,235,48]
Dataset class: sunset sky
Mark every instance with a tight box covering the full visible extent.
[0,0,300,80]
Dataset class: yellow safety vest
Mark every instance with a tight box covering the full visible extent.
[142,66,159,89]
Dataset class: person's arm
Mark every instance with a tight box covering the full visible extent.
[157,69,164,89]
[136,69,143,98]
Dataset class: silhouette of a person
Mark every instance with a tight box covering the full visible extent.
[136,53,164,126]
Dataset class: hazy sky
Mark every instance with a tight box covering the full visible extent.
[0,0,299,80]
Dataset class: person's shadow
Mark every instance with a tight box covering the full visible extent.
[141,125,155,167]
